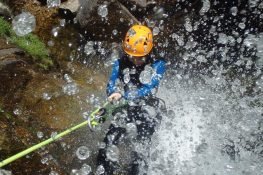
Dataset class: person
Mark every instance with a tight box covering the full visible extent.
[97,24,166,175]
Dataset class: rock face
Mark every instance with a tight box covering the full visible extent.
[0,38,30,107]
[76,0,98,27]
[75,0,134,41]
[74,0,202,43]
[0,32,108,173]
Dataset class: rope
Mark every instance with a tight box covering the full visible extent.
[0,102,110,168]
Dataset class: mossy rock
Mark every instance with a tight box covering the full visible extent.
[0,17,53,69]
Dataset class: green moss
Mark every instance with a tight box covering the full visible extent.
[0,106,12,119]
[0,17,53,69]
[0,18,12,36]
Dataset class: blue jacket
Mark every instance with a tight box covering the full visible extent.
[107,55,166,100]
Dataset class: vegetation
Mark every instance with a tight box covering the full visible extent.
[0,17,53,69]
[0,106,12,119]
[0,17,12,35]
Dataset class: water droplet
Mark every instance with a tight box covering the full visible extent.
[172,33,185,46]
[80,164,92,175]
[41,156,49,164]
[84,41,95,55]
[139,65,155,84]
[52,27,60,37]
[199,0,210,15]
[196,55,207,63]
[13,108,22,115]
[98,5,108,18]
[43,92,52,100]
[71,169,81,175]
[127,28,136,37]
[37,131,44,139]
[64,74,73,83]
[51,132,57,139]
[48,40,55,47]
[76,146,90,160]
[230,6,238,16]
[153,7,165,19]
[112,29,118,35]
[243,34,258,48]
[12,12,36,36]
[248,0,260,8]
[60,19,66,27]
[98,142,106,149]
[106,145,120,162]
[153,27,160,36]
[238,22,246,29]
[63,83,79,96]
[217,33,228,44]
[123,74,130,84]
[49,170,59,175]
[47,0,61,8]
[184,18,193,32]
[95,165,105,175]
[126,123,137,139]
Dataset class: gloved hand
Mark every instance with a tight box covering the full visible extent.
[108,92,122,102]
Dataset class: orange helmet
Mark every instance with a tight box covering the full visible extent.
[123,25,153,57]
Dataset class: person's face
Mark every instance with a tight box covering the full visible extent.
[128,55,146,65]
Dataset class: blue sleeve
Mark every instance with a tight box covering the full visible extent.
[124,59,166,100]
[106,60,120,96]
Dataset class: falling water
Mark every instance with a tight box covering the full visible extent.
[145,74,263,174]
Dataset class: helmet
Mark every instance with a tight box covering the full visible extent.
[123,25,153,57]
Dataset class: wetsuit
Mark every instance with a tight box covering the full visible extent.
[97,53,166,175]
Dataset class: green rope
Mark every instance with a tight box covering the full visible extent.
[0,102,110,168]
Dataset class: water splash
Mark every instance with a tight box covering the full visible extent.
[145,75,263,175]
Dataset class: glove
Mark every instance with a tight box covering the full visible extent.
[108,92,122,102]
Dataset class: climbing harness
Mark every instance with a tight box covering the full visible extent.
[0,101,127,168]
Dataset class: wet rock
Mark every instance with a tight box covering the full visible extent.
[0,108,66,174]
[76,0,138,41]
[74,0,202,49]
[0,58,31,108]
[0,47,26,70]
[75,0,98,27]
[16,61,107,130]
[0,48,23,58]
[0,120,8,150]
